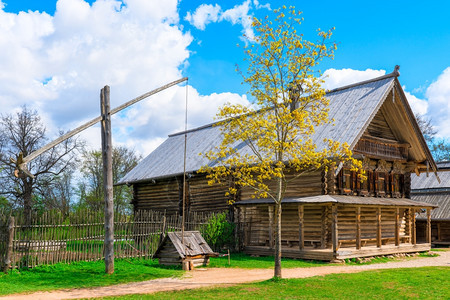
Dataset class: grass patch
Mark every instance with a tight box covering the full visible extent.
[419,251,439,257]
[102,267,450,299]
[431,248,449,252]
[0,258,182,296]
[208,252,329,268]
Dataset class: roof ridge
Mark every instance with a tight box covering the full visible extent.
[169,66,401,137]
[326,66,400,94]
[168,120,219,137]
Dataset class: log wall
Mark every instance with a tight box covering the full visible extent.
[133,176,231,215]
[416,220,450,244]
[157,239,182,265]
[188,176,230,213]
[240,170,323,201]
[366,107,397,140]
[134,179,180,214]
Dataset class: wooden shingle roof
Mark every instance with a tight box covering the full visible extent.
[154,231,215,259]
[411,161,450,220]
[118,70,436,185]
[234,195,437,208]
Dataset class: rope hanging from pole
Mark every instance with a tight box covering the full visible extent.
[182,79,188,246]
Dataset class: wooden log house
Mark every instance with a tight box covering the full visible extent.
[411,161,450,246]
[118,68,438,260]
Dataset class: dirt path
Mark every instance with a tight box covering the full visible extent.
[2,250,449,300]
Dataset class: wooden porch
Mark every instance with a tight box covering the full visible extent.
[236,195,436,261]
[244,243,431,261]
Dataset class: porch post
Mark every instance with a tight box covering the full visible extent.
[242,207,248,247]
[411,208,416,245]
[298,205,304,251]
[320,206,327,249]
[331,205,338,256]
[395,208,400,246]
[235,207,241,251]
[356,206,361,250]
[268,205,274,248]
[426,208,431,244]
[376,207,382,248]
[408,208,412,244]
[437,222,441,242]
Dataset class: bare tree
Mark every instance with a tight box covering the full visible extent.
[415,113,436,143]
[0,106,83,223]
[37,170,73,217]
[78,146,141,213]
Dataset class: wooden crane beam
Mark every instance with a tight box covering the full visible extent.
[12,77,188,178]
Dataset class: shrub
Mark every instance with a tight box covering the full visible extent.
[202,212,235,252]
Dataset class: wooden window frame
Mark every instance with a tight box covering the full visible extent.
[376,172,387,197]
[359,170,370,196]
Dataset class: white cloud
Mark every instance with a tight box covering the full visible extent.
[322,67,431,117]
[424,67,450,137]
[252,0,271,10]
[113,85,250,155]
[184,4,221,30]
[0,0,251,157]
[322,68,386,90]
[185,0,270,41]
[220,0,254,41]
[403,91,428,115]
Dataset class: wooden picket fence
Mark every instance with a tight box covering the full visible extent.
[0,209,214,270]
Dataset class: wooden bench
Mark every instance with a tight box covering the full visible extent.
[265,239,321,248]
[338,236,409,249]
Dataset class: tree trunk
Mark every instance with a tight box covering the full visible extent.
[274,176,283,279]
[274,201,282,278]
[22,178,33,226]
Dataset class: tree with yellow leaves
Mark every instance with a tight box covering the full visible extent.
[200,6,361,279]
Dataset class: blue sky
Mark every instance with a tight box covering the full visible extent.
[1,0,450,155]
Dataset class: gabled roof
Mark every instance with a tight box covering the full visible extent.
[412,194,450,220]
[118,69,436,185]
[411,161,450,220]
[411,161,450,190]
[153,231,215,259]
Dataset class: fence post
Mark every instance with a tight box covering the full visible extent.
[159,216,166,246]
[3,216,15,274]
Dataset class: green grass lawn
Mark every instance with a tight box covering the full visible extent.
[208,253,329,268]
[0,258,182,296]
[101,267,450,300]
[0,251,442,297]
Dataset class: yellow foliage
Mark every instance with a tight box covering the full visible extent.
[199,6,360,204]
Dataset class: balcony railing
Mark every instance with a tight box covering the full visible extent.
[353,137,409,161]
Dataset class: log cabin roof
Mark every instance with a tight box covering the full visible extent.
[411,161,450,190]
[411,161,450,220]
[234,195,437,208]
[118,69,436,185]
[153,231,215,259]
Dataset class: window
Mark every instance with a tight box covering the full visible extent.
[391,174,404,198]
[376,172,387,197]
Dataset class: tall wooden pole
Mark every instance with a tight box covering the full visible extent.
[3,216,14,274]
[101,85,114,274]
